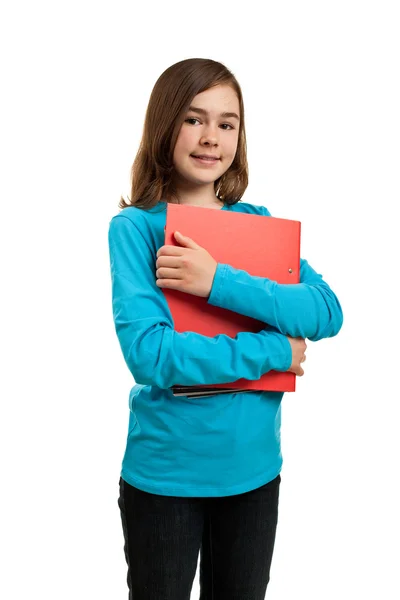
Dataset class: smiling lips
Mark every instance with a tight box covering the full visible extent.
[192,154,220,160]
[191,154,220,165]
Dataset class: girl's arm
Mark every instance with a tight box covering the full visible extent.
[108,214,292,390]
[207,259,343,342]
[206,205,343,342]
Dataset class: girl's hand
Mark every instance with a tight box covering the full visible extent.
[156,231,217,298]
[287,336,307,376]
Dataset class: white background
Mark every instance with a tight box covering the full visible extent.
[1,1,399,598]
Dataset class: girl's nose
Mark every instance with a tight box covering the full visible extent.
[200,133,218,145]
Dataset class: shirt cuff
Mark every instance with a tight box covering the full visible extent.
[207,263,228,305]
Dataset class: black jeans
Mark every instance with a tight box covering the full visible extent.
[117,474,281,600]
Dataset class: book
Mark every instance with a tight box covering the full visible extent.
[171,386,252,398]
[162,203,301,397]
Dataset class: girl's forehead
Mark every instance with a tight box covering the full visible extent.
[190,85,240,115]
[193,84,237,102]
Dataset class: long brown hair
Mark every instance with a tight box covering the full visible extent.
[119,58,249,210]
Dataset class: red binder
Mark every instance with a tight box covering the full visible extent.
[163,203,301,393]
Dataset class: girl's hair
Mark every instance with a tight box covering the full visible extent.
[119,58,248,210]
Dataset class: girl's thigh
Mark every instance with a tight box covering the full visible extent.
[200,475,281,600]
[118,477,205,600]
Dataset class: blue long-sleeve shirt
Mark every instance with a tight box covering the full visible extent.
[108,200,343,496]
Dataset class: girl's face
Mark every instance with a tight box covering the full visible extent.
[172,84,240,193]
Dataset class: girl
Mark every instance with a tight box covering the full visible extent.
[108,58,343,600]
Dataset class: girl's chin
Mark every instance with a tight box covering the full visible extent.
[177,168,222,183]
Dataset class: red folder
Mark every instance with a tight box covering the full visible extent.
[163,203,301,393]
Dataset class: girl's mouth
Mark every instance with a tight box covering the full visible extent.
[191,155,220,165]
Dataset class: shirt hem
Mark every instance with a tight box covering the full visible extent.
[120,466,282,497]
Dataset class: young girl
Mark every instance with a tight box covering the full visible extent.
[108,58,343,600]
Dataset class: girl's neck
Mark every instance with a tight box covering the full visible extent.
[177,199,224,209]
[168,193,224,209]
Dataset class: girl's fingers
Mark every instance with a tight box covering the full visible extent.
[156,267,181,279]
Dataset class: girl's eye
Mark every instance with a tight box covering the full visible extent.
[185,118,234,130]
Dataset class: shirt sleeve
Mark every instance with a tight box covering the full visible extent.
[207,208,343,342]
[108,214,293,389]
